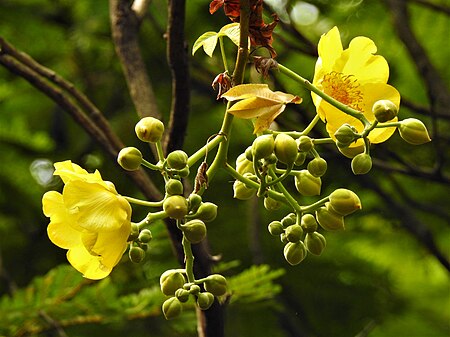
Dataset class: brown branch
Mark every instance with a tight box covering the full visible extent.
[109,0,161,120]
[402,97,450,121]
[409,0,450,15]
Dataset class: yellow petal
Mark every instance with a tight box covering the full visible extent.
[93,224,130,268]
[63,181,131,232]
[54,160,104,186]
[67,246,112,280]
[227,97,283,119]
[253,104,286,133]
[317,27,343,74]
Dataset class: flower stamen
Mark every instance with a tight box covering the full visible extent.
[320,71,364,111]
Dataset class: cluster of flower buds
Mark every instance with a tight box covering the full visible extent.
[160,269,227,319]
[128,224,153,263]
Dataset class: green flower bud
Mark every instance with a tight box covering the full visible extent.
[233,180,256,200]
[177,166,190,178]
[204,274,227,296]
[162,297,183,320]
[274,133,298,165]
[165,178,184,196]
[117,147,143,171]
[264,153,278,166]
[166,150,189,170]
[328,188,362,216]
[195,202,218,222]
[163,195,189,220]
[338,144,365,159]
[285,224,303,243]
[138,229,153,243]
[135,117,165,143]
[175,288,190,303]
[372,100,398,123]
[160,270,186,296]
[189,284,201,295]
[294,170,321,196]
[351,153,372,175]
[301,214,318,233]
[307,157,327,177]
[305,232,326,256]
[280,232,288,244]
[245,146,253,161]
[252,134,275,160]
[236,153,255,175]
[268,220,284,236]
[294,151,307,166]
[188,193,202,212]
[281,214,296,228]
[264,196,281,210]
[140,243,149,251]
[315,206,345,231]
[297,136,313,152]
[129,223,140,241]
[283,241,307,266]
[398,118,431,145]
[197,292,215,311]
[180,219,207,244]
[334,124,359,146]
[129,246,145,263]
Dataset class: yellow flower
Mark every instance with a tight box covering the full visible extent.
[42,161,131,280]
[312,27,400,147]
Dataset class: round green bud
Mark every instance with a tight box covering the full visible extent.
[176,166,190,178]
[138,229,153,243]
[315,206,345,231]
[162,297,183,320]
[264,153,278,166]
[351,153,372,175]
[197,292,215,311]
[263,196,281,211]
[297,136,313,152]
[129,223,140,241]
[283,241,307,266]
[274,133,298,165]
[195,202,218,222]
[328,188,362,216]
[294,152,307,166]
[189,284,201,295]
[236,153,255,175]
[204,274,228,296]
[307,157,327,177]
[166,150,189,170]
[233,180,256,200]
[140,243,149,251]
[117,147,143,171]
[135,117,165,143]
[280,233,288,244]
[252,134,275,160]
[180,219,207,244]
[163,195,189,220]
[301,214,318,233]
[165,178,184,196]
[372,100,398,123]
[188,193,202,212]
[305,232,326,256]
[175,288,190,303]
[281,214,295,228]
[285,224,303,243]
[398,118,431,145]
[160,270,186,296]
[294,170,321,196]
[334,124,359,146]
[129,246,145,263]
[268,220,284,236]
[245,146,253,161]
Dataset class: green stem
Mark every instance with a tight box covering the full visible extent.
[141,158,161,171]
[155,141,165,162]
[124,196,164,207]
[299,196,329,213]
[268,167,302,212]
[266,164,294,187]
[302,114,320,135]
[313,138,334,145]
[136,210,167,229]
[187,133,225,167]
[219,36,229,73]
[375,121,401,128]
[182,233,195,283]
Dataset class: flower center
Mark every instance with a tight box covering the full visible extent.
[320,72,363,111]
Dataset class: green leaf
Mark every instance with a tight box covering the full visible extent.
[192,31,218,57]
[218,23,241,46]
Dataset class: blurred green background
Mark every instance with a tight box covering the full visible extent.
[0,0,448,336]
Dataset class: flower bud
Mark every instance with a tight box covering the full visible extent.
[188,193,202,212]
[129,246,145,263]
[204,274,227,296]
[372,100,398,123]
[177,166,190,178]
[328,188,361,216]
[334,124,359,146]
[245,146,253,161]
[180,219,207,244]
[264,196,281,210]
[305,232,326,256]
[162,297,183,320]
[175,288,190,303]
[398,118,431,145]
[129,223,140,241]
[268,220,284,236]
[285,224,303,243]
[283,241,307,266]
[233,180,256,200]
[163,195,188,220]
[315,206,345,231]
[195,202,218,222]
[135,117,164,143]
[166,150,189,170]
[307,157,327,177]
[138,229,153,243]
[301,214,318,233]
[117,147,143,171]
[236,153,255,175]
[280,232,288,244]
[165,178,184,196]
[197,292,215,310]
[294,170,321,196]
[160,270,186,296]
[295,152,307,166]
[252,134,275,160]
[351,153,372,175]
[297,136,313,152]
[281,214,295,228]
[338,144,365,158]
[274,133,298,165]
[189,284,201,295]
[263,153,278,166]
